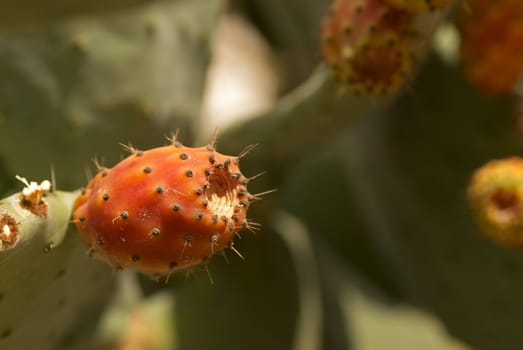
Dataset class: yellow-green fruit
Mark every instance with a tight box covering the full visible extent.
[468,157,523,246]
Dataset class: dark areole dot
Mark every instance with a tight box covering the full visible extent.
[150,228,160,236]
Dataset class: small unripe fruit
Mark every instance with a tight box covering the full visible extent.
[468,157,523,246]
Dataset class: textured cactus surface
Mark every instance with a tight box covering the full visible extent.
[0,186,113,350]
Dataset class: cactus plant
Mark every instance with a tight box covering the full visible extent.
[4,0,523,349]
[0,0,222,348]
[0,179,113,350]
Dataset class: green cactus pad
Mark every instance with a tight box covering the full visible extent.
[0,188,114,350]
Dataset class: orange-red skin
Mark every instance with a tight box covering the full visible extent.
[73,145,249,275]
[459,0,523,94]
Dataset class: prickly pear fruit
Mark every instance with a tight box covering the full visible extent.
[73,139,256,277]
[468,157,523,246]
[383,0,451,12]
[321,0,416,94]
[458,0,523,94]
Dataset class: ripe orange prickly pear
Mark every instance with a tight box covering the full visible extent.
[320,0,416,94]
[73,137,258,277]
[458,0,523,94]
